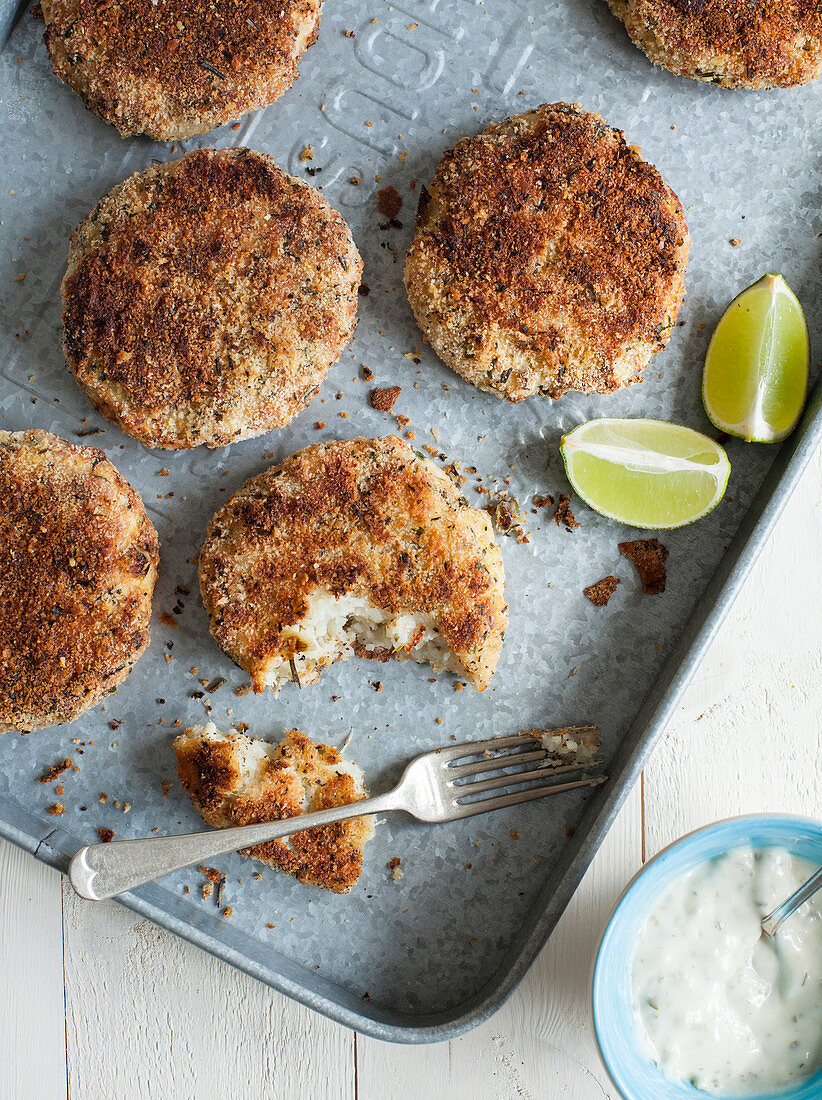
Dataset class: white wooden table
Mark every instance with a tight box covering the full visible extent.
[3,445,820,1100]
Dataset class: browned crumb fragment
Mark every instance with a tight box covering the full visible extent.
[202,882,214,899]
[370,386,401,412]
[38,758,73,783]
[729,238,741,246]
[377,186,402,221]
[554,494,579,531]
[510,830,519,839]
[99,792,108,803]
[223,906,233,918]
[161,779,173,798]
[534,494,555,509]
[387,856,401,869]
[299,146,314,162]
[619,538,669,594]
[55,785,64,796]
[361,365,374,381]
[358,283,370,297]
[315,420,326,429]
[584,576,620,607]
[97,827,114,842]
[47,803,65,815]
[159,611,178,629]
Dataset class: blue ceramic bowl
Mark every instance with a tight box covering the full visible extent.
[592,814,822,1100]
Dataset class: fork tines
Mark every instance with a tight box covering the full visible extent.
[440,726,605,819]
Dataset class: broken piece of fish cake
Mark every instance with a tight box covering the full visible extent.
[198,435,507,692]
[173,724,374,893]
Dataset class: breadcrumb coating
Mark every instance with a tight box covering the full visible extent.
[0,430,158,733]
[405,103,689,401]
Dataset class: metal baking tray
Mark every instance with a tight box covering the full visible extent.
[0,0,820,1043]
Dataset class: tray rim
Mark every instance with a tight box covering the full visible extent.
[2,379,819,1044]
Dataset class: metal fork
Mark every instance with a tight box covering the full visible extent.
[68,728,606,901]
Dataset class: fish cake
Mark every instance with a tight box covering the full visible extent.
[198,436,507,693]
[606,0,822,90]
[174,723,374,893]
[41,0,321,139]
[62,148,361,450]
[0,430,158,733]
[404,103,690,402]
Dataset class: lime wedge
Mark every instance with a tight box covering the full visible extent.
[703,273,810,443]
[560,418,730,529]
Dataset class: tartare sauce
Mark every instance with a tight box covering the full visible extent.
[631,845,822,1096]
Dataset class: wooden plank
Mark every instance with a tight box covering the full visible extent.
[0,840,67,1097]
[356,784,642,1099]
[644,446,822,854]
[62,883,354,1100]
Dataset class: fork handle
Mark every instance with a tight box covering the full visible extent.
[68,790,399,901]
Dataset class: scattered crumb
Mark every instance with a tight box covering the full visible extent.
[38,758,73,784]
[486,490,528,543]
[370,385,401,412]
[377,185,402,221]
[299,145,314,162]
[159,611,178,630]
[729,238,741,246]
[584,576,620,607]
[361,365,374,381]
[619,538,669,594]
[554,494,579,531]
[222,906,233,918]
[47,803,64,816]
[97,827,114,843]
[533,494,555,509]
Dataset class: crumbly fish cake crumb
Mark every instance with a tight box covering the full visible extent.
[174,723,374,893]
[606,0,822,90]
[198,435,507,693]
[404,102,690,401]
[62,148,361,450]
[41,0,321,139]
[0,430,158,733]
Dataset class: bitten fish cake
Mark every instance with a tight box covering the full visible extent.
[174,724,374,893]
[0,430,158,733]
[41,0,321,140]
[61,148,361,450]
[605,0,822,90]
[404,103,690,402]
[199,436,507,693]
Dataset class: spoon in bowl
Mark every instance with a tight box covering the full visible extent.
[761,864,822,939]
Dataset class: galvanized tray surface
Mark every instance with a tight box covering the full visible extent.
[0,0,820,1043]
